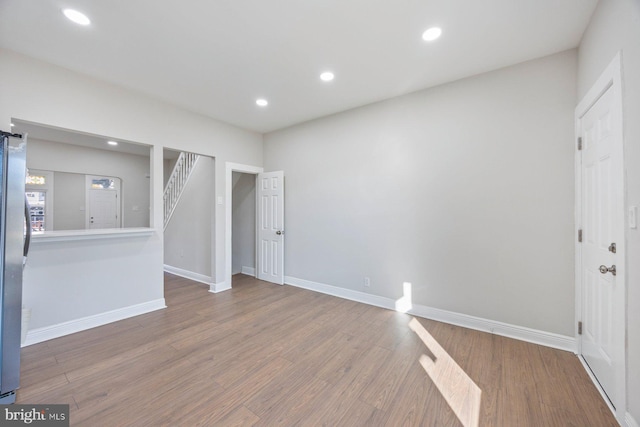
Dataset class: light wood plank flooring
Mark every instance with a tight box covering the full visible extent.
[18,273,617,426]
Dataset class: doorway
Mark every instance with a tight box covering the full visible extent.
[232,172,256,276]
[224,163,285,290]
[224,162,262,290]
[86,175,121,229]
[575,53,626,421]
[163,148,215,286]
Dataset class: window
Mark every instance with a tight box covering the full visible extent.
[26,170,54,233]
[90,178,116,190]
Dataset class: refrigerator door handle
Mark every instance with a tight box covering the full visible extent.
[24,195,31,264]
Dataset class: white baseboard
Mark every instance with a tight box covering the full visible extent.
[22,298,166,347]
[626,412,639,427]
[241,266,256,276]
[284,275,576,353]
[286,276,396,310]
[408,304,576,352]
[209,281,231,293]
[164,264,213,286]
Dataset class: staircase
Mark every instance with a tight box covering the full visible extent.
[164,152,199,229]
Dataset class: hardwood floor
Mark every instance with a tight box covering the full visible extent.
[18,273,617,426]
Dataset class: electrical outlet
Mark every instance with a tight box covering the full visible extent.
[364,277,370,287]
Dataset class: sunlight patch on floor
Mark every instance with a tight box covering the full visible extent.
[409,317,481,427]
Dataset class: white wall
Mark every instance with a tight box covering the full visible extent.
[24,235,163,330]
[578,0,640,422]
[0,48,262,334]
[164,156,214,278]
[232,172,256,274]
[27,138,151,229]
[264,50,577,336]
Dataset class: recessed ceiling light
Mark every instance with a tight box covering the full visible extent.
[256,99,268,107]
[422,27,442,42]
[320,72,335,82]
[107,141,118,146]
[63,9,91,26]
[10,123,15,127]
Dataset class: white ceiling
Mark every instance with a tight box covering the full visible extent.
[0,0,598,133]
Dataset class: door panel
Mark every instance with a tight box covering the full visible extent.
[580,85,621,407]
[88,190,118,229]
[257,171,284,284]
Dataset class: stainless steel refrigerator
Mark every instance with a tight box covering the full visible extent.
[0,130,28,404]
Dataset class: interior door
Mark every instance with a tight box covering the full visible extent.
[579,84,623,409]
[257,171,284,284]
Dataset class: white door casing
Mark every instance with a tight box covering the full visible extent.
[257,171,284,285]
[575,53,625,420]
[223,162,264,293]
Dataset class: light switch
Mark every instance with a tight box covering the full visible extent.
[630,206,638,229]
[217,196,223,205]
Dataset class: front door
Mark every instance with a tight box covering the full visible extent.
[257,171,284,284]
[86,176,121,229]
[578,81,624,410]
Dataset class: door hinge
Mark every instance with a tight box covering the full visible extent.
[578,229,582,242]
[577,137,582,151]
[578,321,582,335]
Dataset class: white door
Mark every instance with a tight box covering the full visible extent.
[578,83,624,409]
[86,176,121,229]
[257,171,284,284]
[88,190,118,228]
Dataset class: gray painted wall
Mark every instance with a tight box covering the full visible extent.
[232,172,256,274]
[578,0,640,421]
[164,156,214,277]
[264,50,577,336]
[52,172,84,230]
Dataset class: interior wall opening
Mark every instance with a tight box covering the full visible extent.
[163,148,214,287]
[13,120,151,232]
[232,171,256,277]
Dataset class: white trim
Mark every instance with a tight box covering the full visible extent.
[626,413,639,427]
[241,266,256,276]
[22,298,166,346]
[409,304,576,352]
[285,276,575,352]
[574,51,626,423]
[225,162,263,290]
[209,281,231,293]
[32,227,154,243]
[286,276,395,311]
[164,264,213,286]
